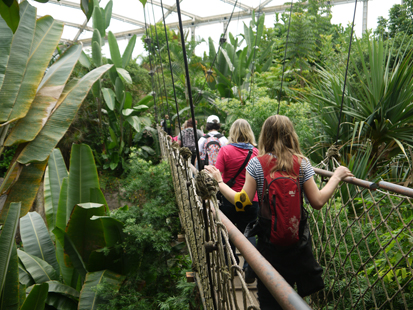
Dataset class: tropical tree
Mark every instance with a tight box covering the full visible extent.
[303,37,413,172]
[0,1,111,223]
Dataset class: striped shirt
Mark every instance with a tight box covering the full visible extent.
[246,155,315,198]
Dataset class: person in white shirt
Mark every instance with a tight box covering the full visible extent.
[198,115,228,152]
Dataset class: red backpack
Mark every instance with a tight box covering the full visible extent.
[257,155,306,247]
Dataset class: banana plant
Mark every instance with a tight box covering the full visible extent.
[0,0,94,33]
[79,0,153,170]
[2,145,127,309]
[207,12,265,104]
[0,1,112,223]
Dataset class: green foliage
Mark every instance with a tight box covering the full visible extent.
[215,87,315,154]
[94,158,200,309]
[312,195,413,310]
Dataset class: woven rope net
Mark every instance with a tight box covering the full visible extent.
[158,127,413,310]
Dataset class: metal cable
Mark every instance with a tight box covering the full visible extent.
[277,0,294,115]
[193,0,239,106]
[335,0,358,144]
[143,8,159,123]
[147,6,167,119]
[150,0,171,120]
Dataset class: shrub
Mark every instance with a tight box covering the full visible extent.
[97,158,201,309]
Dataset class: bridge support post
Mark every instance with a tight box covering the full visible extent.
[191,24,195,41]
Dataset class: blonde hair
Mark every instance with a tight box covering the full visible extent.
[258,115,303,176]
[228,119,257,146]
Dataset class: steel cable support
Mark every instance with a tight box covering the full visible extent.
[192,0,239,107]
[143,9,159,123]
[150,0,171,120]
[160,0,182,137]
[147,6,167,118]
[335,0,357,144]
[276,0,293,115]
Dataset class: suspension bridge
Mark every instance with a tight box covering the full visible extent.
[158,127,413,310]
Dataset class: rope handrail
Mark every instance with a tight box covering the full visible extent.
[158,127,413,310]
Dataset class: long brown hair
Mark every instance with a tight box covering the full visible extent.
[258,115,303,176]
[228,119,257,146]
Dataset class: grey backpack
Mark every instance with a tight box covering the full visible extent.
[182,128,197,152]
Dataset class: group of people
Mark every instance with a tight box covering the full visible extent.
[165,114,352,310]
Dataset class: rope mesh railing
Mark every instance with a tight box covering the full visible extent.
[158,127,259,310]
[308,158,413,310]
[158,128,413,310]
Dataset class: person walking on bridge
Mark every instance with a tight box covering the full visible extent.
[215,119,259,283]
[206,115,353,310]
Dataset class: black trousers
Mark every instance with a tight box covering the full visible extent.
[220,196,258,268]
[256,232,324,310]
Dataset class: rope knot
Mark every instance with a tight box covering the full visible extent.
[195,170,218,200]
[326,145,341,160]
[171,142,180,149]
[180,147,192,160]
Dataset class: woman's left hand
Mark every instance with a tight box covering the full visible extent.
[204,165,223,183]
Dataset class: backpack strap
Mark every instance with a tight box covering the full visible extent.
[226,149,253,188]
[205,140,221,150]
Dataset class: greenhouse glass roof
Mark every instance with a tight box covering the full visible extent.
[28,0,401,57]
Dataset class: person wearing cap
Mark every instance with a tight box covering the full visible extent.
[198,115,228,165]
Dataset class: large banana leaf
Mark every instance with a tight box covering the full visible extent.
[78,270,125,310]
[17,64,112,164]
[18,260,34,287]
[66,144,100,218]
[26,281,79,298]
[17,250,58,283]
[0,14,13,90]
[122,34,136,68]
[0,242,19,310]
[5,45,82,146]
[44,293,77,310]
[90,216,124,249]
[47,149,68,231]
[0,0,19,34]
[0,1,36,123]
[52,223,74,287]
[52,227,87,285]
[0,160,47,223]
[108,31,122,68]
[43,167,53,231]
[20,212,59,273]
[0,4,64,125]
[55,177,69,230]
[0,202,21,294]
[66,203,106,265]
[19,283,48,310]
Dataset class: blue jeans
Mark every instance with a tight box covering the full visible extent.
[220,196,258,269]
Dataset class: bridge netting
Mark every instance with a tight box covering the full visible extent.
[158,128,413,310]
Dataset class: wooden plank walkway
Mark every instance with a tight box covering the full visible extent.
[234,252,259,309]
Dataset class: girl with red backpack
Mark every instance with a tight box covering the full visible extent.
[205,115,353,310]
[215,119,259,283]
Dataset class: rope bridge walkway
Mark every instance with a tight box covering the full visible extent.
[158,128,413,310]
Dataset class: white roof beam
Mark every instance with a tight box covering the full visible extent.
[157,0,183,23]
[38,15,94,32]
[74,0,374,46]
[219,0,252,13]
[150,0,200,21]
[47,0,146,27]
[256,0,273,11]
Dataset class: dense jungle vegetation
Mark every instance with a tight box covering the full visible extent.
[0,0,412,309]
